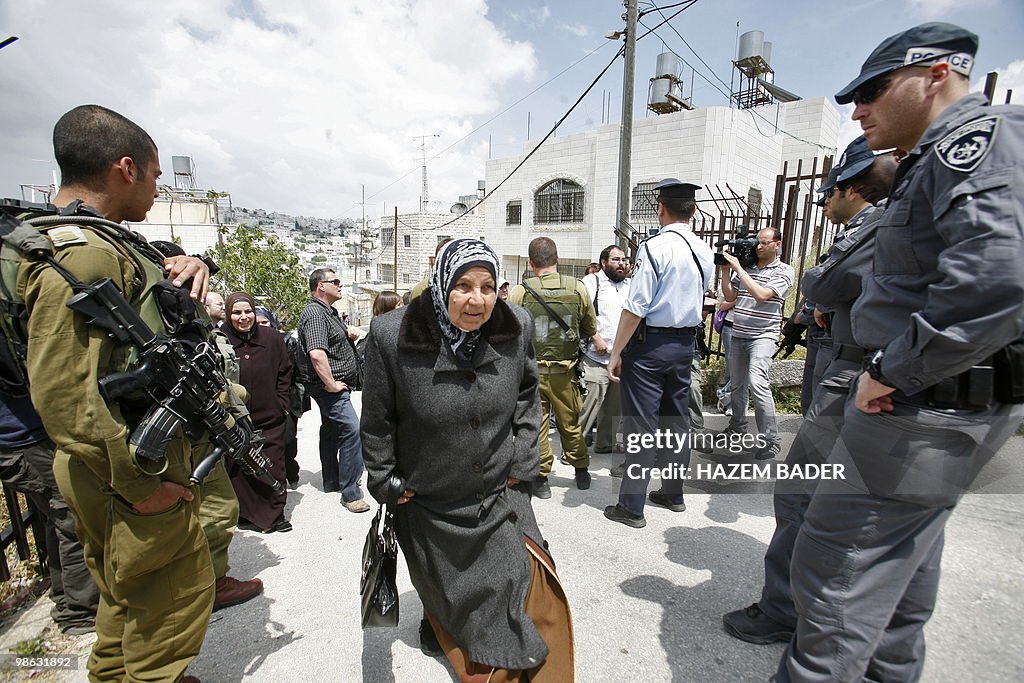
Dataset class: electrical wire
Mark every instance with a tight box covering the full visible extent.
[428,0,701,232]
[638,1,698,19]
[639,17,836,153]
[428,46,626,232]
[363,40,617,202]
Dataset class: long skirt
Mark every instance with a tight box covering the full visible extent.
[227,419,288,530]
[427,536,575,682]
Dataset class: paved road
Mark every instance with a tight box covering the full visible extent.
[7,403,1023,682]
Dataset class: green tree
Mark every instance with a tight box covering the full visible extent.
[205,224,308,329]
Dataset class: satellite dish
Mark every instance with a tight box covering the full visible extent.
[450,202,468,214]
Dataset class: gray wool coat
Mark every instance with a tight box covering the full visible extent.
[360,292,550,670]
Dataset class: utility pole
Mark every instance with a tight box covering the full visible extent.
[393,207,399,292]
[614,0,638,253]
[414,133,440,212]
[356,183,365,287]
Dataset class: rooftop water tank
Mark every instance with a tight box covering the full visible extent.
[737,30,764,61]
[655,51,680,78]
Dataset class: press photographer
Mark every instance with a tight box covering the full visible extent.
[719,227,795,460]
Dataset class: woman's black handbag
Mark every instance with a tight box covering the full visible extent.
[360,505,399,628]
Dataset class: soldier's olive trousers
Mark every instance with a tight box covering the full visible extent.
[773,391,1024,683]
[0,441,98,628]
[758,359,860,628]
[53,453,214,683]
[198,458,239,579]
[578,356,620,452]
[538,367,588,475]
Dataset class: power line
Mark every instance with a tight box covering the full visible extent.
[638,17,836,153]
[429,46,626,232]
[638,1,697,19]
[364,40,617,203]
[430,0,700,232]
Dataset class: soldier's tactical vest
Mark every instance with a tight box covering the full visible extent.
[0,204,172,396]
[521,274,583,363]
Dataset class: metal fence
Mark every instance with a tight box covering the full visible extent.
[622,155,837,357]
[1,484,47,581]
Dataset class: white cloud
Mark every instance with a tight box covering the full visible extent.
[560,22,589,38]
[508,6,551,29]
[0,0,537,217]
[835,103,863,155]
[903,0,997,18]
[971,58,1024,105]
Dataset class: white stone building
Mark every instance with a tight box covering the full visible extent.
[483,98,838,283]
[370,208,486,292]
[132,187,231,255]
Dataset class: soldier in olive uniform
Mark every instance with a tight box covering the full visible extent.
[22,105,217,682]
[509,237,597,496]
[774,24,1024,682]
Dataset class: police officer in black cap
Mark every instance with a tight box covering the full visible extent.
[604,179,713,528]
[774,22,1024,682]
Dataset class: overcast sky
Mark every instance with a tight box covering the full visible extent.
[1,0,1021,219]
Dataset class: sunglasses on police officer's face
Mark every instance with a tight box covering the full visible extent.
[852,73,892,105]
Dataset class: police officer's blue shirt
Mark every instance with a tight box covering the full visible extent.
[851,92,1024,394]
[623,223,714,328]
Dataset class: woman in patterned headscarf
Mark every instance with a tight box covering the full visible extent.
[361,239,574,680]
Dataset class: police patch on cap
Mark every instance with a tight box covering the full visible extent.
[936,116,999,173]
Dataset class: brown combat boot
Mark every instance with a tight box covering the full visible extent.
[213,575,264,611]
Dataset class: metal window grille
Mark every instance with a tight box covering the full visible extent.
[506,200,522,225]
[533,179,584,224]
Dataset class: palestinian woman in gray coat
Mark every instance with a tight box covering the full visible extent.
[361,239,575,682]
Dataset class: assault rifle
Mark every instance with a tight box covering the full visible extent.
[66,277,283,493]
[774,317,808,360]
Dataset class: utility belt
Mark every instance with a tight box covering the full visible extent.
[877,341,1024,409]
[645,325,699,336]
[834,344,867,364]
[537,361,576,375]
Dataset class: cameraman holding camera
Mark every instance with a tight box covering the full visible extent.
[719,228,795,459]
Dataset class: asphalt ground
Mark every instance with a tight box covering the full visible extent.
[3,401,1022,682]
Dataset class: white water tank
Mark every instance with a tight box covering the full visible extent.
[655,51,680,78]
[738,30,764,61]
[761,41,773,66]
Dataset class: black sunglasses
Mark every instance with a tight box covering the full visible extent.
[852,73,892,106]
[323,278,341,286]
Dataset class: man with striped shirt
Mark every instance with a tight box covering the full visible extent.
[720,228,795,460]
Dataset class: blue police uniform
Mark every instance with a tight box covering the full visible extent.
[610,179,714,521]
[775,23,1024,683]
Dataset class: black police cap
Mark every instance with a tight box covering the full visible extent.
[835,22,978,105]
[654,178,700,201]
[816,166,841,197]
[836,136,877,182]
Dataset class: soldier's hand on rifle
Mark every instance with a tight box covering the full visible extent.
[132,481,194,515]
[163,255,211,302]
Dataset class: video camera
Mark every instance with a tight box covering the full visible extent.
[713,231,758,268]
